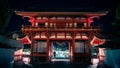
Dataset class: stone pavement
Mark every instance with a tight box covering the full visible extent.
[13,60,111,68]
[13,61,90,68]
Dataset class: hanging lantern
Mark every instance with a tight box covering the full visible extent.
[91,36,106,46]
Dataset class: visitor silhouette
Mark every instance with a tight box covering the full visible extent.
[53,51,56,58]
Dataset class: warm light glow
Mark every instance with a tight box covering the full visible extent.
[14,49,23,55]
[90,36,106,46]
[23,57,30,64]
[14,49,23,61]
[99,48,105,61]
[28,16,35,26]
[88,17,93,26]
[87,16,99,26]
[92,58,99,65]
[17,35,31,44]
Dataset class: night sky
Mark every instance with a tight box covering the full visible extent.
[8,0,118,11]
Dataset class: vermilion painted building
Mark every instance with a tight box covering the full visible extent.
[15,11,106,64]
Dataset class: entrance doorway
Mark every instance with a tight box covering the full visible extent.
[51,41,70,61]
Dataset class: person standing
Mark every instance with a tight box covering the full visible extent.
[53,51,56,58]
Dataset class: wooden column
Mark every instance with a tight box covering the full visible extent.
[88,32,92,63]
[46,17,50,63]
[30,31,34,63]
[84,41,86,63]
[72,31,75,63]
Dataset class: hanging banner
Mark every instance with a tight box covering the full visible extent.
[90,36,105,46]
[17,35,31,44]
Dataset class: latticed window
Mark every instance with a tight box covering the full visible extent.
[75,41,85,53]
[33,41,47,53]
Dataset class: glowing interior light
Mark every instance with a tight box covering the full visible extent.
[92,58,99,65]
[23,57,30,64]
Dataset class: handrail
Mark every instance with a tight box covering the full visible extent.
[22,26,100,30]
